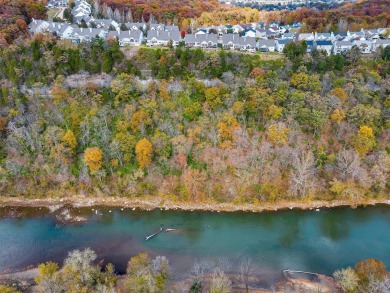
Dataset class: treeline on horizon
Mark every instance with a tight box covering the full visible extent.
[1,248,389,292]
[268,0,390,33]
[0,34,389,203]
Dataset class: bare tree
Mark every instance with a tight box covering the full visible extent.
[336,149,361,180]
[113,8,122,23]
[93,0,100,17]
[190,18,198,34]
[191,259,212,282]
[289,150,316,197]
[102,4,113,19]
[239,256,257,292]
[217,257,232,273]
[125,9,133,22]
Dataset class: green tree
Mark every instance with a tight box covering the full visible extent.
[333,267,359,293]
[35,262,62,293]
[126,253,170,293]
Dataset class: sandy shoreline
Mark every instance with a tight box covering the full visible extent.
[1,195,389,212]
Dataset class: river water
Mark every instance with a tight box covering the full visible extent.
[0,205,389,284]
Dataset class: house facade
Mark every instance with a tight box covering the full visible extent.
[275,39,293,53]
[107,30,144,46]
[257,39,276,52]
[332,41,353,54]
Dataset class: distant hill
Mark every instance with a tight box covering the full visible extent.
[268,0,390,32]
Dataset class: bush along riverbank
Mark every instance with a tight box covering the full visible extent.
[1,195,390,216]
[1,248,389,293]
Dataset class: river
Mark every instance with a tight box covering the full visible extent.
[0,205,389,286]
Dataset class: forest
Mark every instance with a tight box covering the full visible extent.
[0,34,389,205]
[0,0,47,46]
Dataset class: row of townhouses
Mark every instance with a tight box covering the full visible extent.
[31,0,390,55]
[28,18,390,55]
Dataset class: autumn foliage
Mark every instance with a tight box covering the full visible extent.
[268,0,390,32]
[0,0,47,46]
[135,138,153,169]
[84,147,104,173]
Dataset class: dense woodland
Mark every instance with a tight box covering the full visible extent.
[0,34,389,203]
[0,0,47,46]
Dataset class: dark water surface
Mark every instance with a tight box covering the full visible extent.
[0,205,389,281]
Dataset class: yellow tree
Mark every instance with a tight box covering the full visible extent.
[135,138,153,169]
[84,147,103,173]
[353,126,375,156]
[205,87,222,110]
[130,110,152,133]
[331,87,348,102]
[330,109,346,125]
[62,130,77,153]
[267,123,290,145]
[266,104,283,120]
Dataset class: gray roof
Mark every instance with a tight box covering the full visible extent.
[239,37,256,47]
[165,25,179,32]
[221,34,241,44]
[125,22,145,30]
[334,41,352,46]
[107,30,141,40]
[149,23,165,30]
[257,39,276,47]
[148,30,181,42]
[184,33,218,44]
[353,40,372,46]
[375,39,390,45]
[72,27,105,38]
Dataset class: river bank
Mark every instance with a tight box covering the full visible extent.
[1,195,389,214]
[0,267,339,293]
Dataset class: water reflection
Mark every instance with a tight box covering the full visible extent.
[278,212,300,248]
[319,210,351,241]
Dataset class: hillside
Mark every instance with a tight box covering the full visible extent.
[0,38,389,202]
[269,0,390,32]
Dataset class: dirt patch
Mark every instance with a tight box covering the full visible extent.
[1,196,389,214]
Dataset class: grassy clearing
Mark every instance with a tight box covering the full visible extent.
[47,8,61,20]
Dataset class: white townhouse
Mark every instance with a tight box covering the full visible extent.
[315,40,333,55]
[332,40,353,54]
[353,40,372,54]
[221,34,241,50]
[372,39,390,51]
[184,34,218,48]
[275,39,293,53]
[257,39,276,52]
[107,30,144,46]
[147,30,182,47]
